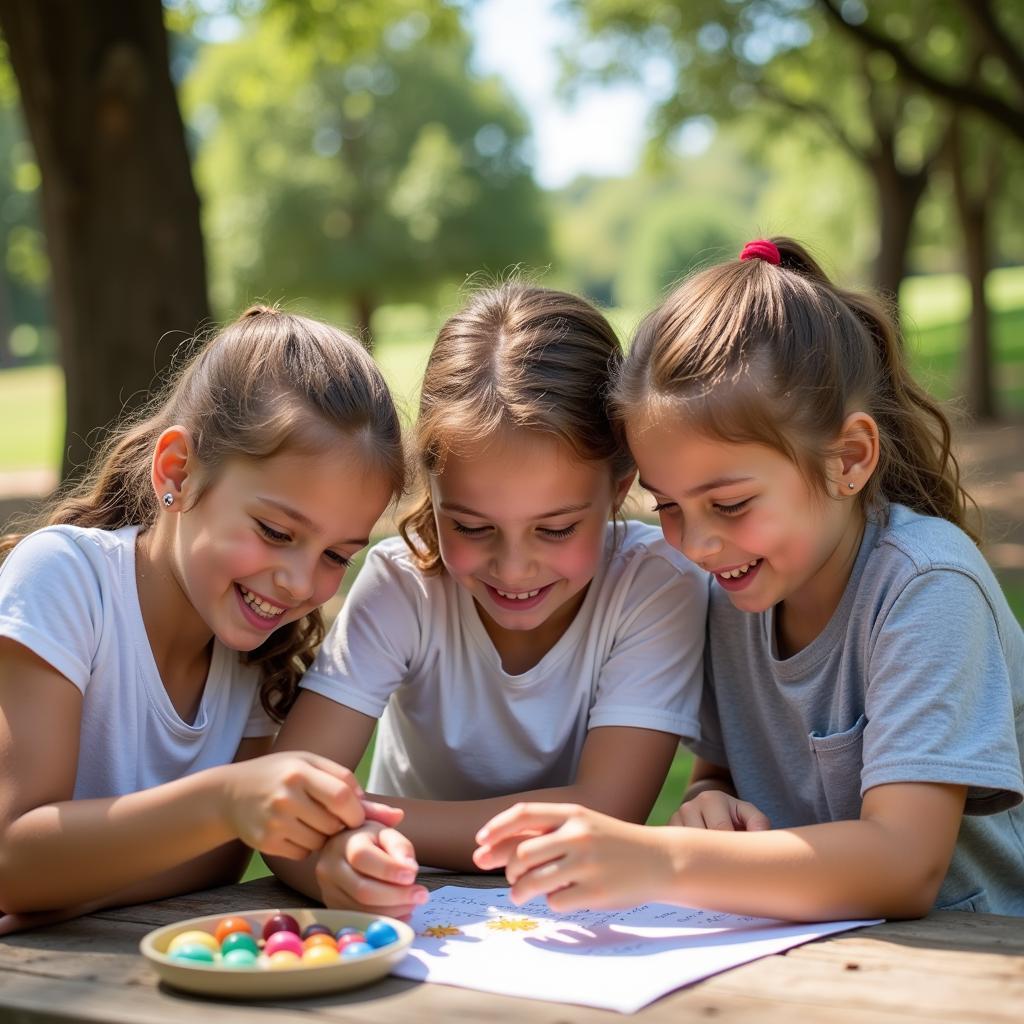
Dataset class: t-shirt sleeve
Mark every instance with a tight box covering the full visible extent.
[587,551,706,743]
[862,568,1023,814]
[299,544,421,719]
[0,529,103,691]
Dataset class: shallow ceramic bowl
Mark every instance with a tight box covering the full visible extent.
[140,907,413,999]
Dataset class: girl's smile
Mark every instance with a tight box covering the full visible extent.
[627,416,865,652]
[235,583,289,629]
[142,438,393,657]
[710,557,764,591]
[432,427,629,669]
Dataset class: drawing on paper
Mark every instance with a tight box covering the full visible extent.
[486,916,540,932]
[421,924,463,939]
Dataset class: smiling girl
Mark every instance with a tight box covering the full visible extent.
[0,307,404,928]
[269,283,707,915]
[474,239,1024,920]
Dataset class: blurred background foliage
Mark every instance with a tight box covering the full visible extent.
[0,0,1021,453]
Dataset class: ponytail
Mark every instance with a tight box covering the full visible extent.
[617,236,979,542]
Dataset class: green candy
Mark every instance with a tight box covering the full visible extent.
[222,948,258,968]
[169,943,216,964]
[220,931,259,956]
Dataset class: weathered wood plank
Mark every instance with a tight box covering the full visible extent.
[1,872,1021,1023]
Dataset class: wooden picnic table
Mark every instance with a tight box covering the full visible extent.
[0,871,1021,1023]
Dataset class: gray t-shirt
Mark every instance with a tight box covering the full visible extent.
[692,504,1024,915]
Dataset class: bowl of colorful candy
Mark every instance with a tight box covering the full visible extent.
[140,907,414,998]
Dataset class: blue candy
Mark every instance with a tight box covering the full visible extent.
[365,920,399,948]
[340,940,374,958]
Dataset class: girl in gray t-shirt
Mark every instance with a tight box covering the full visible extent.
[474,236,1024,920]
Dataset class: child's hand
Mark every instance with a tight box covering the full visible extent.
[473,803,674,912]
[314,822,429,918]
[669,790,770,831]
[219,751,403,858]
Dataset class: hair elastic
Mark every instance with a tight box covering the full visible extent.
[739,239,781,265]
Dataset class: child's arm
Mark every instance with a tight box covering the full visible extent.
[669,756,770,831]
[0,738,272,935]
[374,724,680,866]
[265,698,427,917]
[271,690,678,909]
[474,781,967,921]
[0,640,384,915]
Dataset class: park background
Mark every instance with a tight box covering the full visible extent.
[0,0,1021,855]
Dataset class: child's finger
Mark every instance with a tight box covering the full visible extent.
[347,833,423,891]
[508,857,573,905]
[737,802,771,830]
[670,803,704,828]
[266,832,323,860]
[473,833,530,870]
[298,752,366,797]
[361,799,404,827]
[376,827,419,871]
[475,803,576,847]
[302,769,367,829]
[503,834,566,886]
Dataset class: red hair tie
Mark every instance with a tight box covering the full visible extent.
[739,239,781,265]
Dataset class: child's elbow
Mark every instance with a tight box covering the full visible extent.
[884,856,947,920]
[0,845,27,914]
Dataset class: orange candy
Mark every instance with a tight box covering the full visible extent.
[303,932,338,951]
[302,944,340,966]
[214,916,254,944]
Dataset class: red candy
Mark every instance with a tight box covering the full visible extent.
[261,912,301,942]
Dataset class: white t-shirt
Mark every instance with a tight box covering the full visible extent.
[0,524,275,800]
[301,521,706,799]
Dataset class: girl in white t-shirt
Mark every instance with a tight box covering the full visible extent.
[271,283,707,916]
[0,306,405,930]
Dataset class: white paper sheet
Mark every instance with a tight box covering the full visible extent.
[393,885,880,1013]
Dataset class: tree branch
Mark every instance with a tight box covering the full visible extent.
[755,80,864,161]
[959,0,1024,96]
[816,0,1024,142]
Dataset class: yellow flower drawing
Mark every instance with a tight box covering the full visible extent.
[486,916,539,932]
[422,924,463,938]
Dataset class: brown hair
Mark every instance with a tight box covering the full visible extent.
[615,237,978,541]
[1,306,405,719]
[399,282,634,572]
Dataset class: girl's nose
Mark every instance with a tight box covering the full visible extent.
[273,557,316,604]
[490,538,535,584]
[679,521,723,566]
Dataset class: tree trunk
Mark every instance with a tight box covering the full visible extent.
[353,291,376,352]
[0,0,210,479]
[949,116,997,421]
[868,147,928,308]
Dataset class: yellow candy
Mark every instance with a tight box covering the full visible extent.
[168,929,219,955]
[301,944,340,966]
[266,950,301,970]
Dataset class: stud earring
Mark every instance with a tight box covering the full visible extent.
[847,482,856,491]
[162,492,175,507]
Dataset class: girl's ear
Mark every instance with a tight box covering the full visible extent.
[613,471,636,512]
[151,426,195,510]
[832,412,880,497]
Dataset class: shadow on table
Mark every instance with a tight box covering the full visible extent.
[850,911,1024,958]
